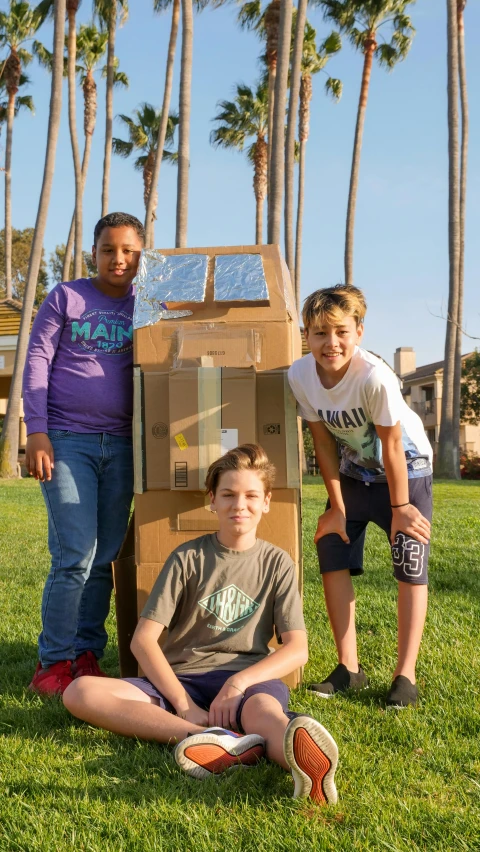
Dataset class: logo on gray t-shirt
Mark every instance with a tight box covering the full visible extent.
[199,583,259,629]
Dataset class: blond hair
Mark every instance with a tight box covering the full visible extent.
[205,444,276,495]
[303,284,367,329]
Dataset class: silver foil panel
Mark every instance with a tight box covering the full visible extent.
[214,254,268,302]
[133,250,208,329]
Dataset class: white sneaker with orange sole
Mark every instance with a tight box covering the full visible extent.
[174,727,265,780]
[283,715,338,805]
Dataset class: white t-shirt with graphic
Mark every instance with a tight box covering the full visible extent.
[288,348,432,482]
[141,534,305,674]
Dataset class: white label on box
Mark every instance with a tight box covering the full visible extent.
[0,356,4,370]
[220,428,238,455]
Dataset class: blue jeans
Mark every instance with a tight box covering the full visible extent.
[39,431,133,667]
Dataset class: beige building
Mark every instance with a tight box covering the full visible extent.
[0,299,35,450]
[394,347,480,456]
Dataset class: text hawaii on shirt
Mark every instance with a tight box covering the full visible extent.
[288,347,432,483]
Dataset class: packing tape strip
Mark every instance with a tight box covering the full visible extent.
[198,367,222,488]
[133,367,145,494]
[284,371,301,489]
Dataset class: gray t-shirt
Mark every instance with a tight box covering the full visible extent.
[141,534,305,674]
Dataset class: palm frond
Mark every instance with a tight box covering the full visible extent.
[324,76,342,101]
[112,136,133,158]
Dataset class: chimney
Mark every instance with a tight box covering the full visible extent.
[394,347,416,377]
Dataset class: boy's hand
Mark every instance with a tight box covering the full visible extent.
[208,682,244,732]
[391,505,430,545]
[25,433,55,482]
[176,694,209,727]
[314,507,350,545]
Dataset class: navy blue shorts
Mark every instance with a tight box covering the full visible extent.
[316,474,432,585]
[123,669,290,732]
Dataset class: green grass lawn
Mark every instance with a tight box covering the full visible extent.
[1,478,480,851]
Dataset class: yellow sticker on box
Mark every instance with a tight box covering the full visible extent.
[174,433,189,451]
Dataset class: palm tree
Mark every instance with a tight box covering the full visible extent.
[0,0,67,479]
[144,0,181,249]
[436,0,460,479]
[267,0,293,245]
[175,0,194,247]
[113,102,178,223]
[94,0,128,217]
[211,80,269,244]
[319,0,415,285]
[61,24,128,280]
[295,26,341,311]
[452,0,468,457]
[0,1,44,301]
[237,0,280,190]
[0,73,34,139]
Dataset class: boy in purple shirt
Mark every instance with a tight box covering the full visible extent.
[24,212,144,696]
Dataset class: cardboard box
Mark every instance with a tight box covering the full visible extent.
[134,245,301,373]
[134,367,301,493]
[134,489,301,578]
[112,516,137,677]
[169,367,256,491]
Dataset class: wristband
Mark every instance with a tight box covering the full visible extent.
[227,682,245,696]
[391,502,410,509]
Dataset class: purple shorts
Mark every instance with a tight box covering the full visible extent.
[317,474,432,585]
[123,669,290,732]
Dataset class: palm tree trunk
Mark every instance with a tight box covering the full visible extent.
[67,4,83,279]
[253,134,267,244]
[101,4,116,217]
[62,132,94,281]
[344,34,376,286]
[63,69,97,280]
[453,0,468,453]
[175,0,193,248]
[264,0,280,210]
[294,72,310,315]
[436,0,461,479]
[145,0,180,248]
[284,0,307,278]
[268,0,293,245]
[295,138,306,318]
[4,90,15,300]
[0,0,67,479]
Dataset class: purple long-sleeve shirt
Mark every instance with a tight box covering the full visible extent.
[23,279,135,437]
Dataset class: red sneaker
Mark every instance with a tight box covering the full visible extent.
[73,651,108,679]
[29,660,73,696]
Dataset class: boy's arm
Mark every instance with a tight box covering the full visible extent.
[23,289,65,482]
[308,419,350,544]
[376,422,431,545]
[131,617,209,726]
[208,630,308,731]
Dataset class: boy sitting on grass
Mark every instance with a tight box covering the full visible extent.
[63,444,339,805]
[288,285,432,709]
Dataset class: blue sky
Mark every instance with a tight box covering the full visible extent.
[1,0,479,368]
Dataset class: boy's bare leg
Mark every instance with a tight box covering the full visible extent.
[394,582,428,683]
[322,569,359,672]
[240,693,289,768]
[63,677,205,743]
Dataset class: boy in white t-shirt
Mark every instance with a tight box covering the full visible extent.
[288,286,432,709]
[63,445,339,805]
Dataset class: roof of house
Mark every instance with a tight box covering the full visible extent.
[402,352,474,383]
[0,299,36,336]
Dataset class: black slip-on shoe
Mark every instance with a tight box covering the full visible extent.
[307,663,369,698]
[386,675,418,709]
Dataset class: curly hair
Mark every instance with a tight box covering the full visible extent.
[93,212,145,246]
